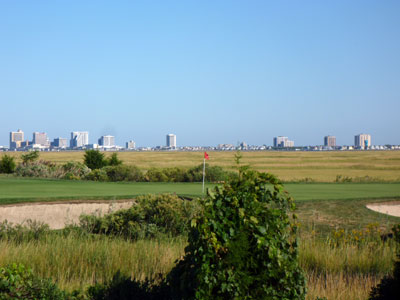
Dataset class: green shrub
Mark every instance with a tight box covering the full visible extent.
[0,155,16,174]
[84,150,107,170]
[80,194,200,239]
[168,168,306,299]
[21,151,39,164]
[62,161,91,179]
[85,169,109,182]
[103,165,144,182]
[0,263,69,299]
[107,153,123,166]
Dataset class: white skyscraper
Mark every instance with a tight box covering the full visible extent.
[166,134,176,148]
[98,135,115,148]
[70,131,89,148]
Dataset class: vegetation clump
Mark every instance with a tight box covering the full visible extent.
[0,155,16,174]
[80,194,200,240]
[0,263,70,299]
[167,167,306,299]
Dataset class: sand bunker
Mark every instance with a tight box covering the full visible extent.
[366,203,400,218]
[0,201,134,229]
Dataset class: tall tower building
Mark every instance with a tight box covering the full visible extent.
[9,129,24,149]
[32,132,50,147]
[70,132,89,148]
[98,135,115,148]
[324,136,336,147]
[166,134,176,148]
[355,134,371,149]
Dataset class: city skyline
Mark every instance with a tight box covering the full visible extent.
[0,1,399,147]
[4,128,396,149]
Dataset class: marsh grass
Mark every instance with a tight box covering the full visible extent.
[0,232,186,291]
[4,151,400,182]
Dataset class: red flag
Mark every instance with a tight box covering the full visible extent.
[204,152,209,160]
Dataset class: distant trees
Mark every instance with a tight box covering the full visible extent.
[0,154,16,174]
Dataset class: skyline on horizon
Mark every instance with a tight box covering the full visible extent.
[5,128,384,148]
[1,1,399,147]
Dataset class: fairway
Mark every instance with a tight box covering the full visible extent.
[1,177,400,204]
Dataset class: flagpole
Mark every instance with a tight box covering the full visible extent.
[202,158,205,194]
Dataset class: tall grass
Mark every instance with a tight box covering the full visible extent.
[0,226,397,298]
[0,232,185,291]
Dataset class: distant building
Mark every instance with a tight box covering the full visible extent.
[166,134,176,148]
[9,129,24,149]
[355,134,371,149]
[32,132,50,147]
[98,135,115,148]
[324,136,336,147]
[70,131,89,148]
[51,138,68,148]
[273,136,294,148]
[126,140,136,149]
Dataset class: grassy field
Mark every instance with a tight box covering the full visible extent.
[4,150,400,182]
[0,176,400,205]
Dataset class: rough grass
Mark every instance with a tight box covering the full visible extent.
[4,150,400,182]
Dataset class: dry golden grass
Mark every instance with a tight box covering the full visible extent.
[306,272,381,300]
[5,150,400,182]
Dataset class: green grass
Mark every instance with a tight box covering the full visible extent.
[0,176,399,204]
[0,176,214,204]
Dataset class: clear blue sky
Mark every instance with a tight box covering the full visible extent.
[0,1,399,147]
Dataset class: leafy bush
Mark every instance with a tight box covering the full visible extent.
[0,155,16,174]
[144,164,237,183]
[80,194,200,239]
[0,263,69,299]
[167,168,306,299]
[62,161,91,179]
[21,151,39,164]
[85,169,109,182]
[14,161,57,178]
[107,153,123,166]
[84,150,107,170]
[103,165,144,182]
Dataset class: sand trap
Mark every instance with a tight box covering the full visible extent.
[0,201,134,229]
[366,203,400,218]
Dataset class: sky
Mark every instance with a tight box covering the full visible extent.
[0,1,399,147]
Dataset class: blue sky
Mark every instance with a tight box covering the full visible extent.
[0,1,399,147]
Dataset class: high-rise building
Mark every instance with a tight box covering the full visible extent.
[98,135,115,147]
[9,129,24,149]
[273,136,294,148]
[166,134,176,148]
[51,138,68,148]
[70,132,89,148]
[355,134,371,149]
[32,132,50,147]
[126,140,136,149]
[324,136,336,147]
